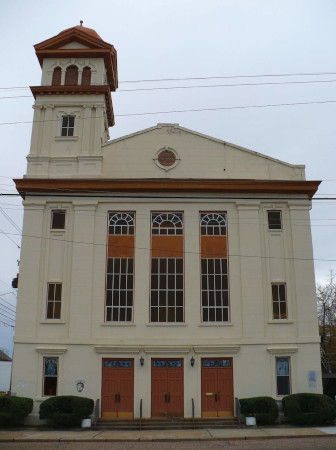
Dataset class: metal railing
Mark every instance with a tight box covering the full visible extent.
[95,398,100,425]
[235,397,242,425]
[139,398,143,430]
[191,398,195,428]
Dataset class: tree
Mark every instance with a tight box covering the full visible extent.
[317,271,336,373]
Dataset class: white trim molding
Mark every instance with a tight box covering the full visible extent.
[193,345,240,354]
[94,346,141,354]
[35,347,67,355]
[267,346,298,355]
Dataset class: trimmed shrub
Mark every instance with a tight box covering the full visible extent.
[282,393,336,425]
[240,396,279,425]
[0,396,33,428]
[39,396,94,427]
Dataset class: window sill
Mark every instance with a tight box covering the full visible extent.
[55,136,79,141]
[198,323,233,327]
[40,320,66,324]
[146,323,188,327]
[50,229,65,232]
[101,322,136,326]
[267,320,293,324]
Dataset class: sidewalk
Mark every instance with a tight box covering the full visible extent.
[0,426,336,442]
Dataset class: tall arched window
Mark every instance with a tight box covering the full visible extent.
[52,67,62,86]
[200,213,226,236]
[64,65,78,86]
[81,66,91,86]
[152,213,183,235]
[108,212,135,235]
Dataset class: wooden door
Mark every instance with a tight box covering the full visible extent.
[102,359,134,419]
[201,358,233,418]
[151,359,184,418]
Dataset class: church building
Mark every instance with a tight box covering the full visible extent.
[11,24,322,423]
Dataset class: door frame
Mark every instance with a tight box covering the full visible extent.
[201,357,234,418]
[101,358,134,419]
[151,357,184,418]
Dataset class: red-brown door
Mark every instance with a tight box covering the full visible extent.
[102,359,134,419]
[201,358,234,417]
[151,359,184,418]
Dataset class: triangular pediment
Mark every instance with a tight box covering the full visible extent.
[34,26,113,51]
[59,41,91,50]
[103,123,306,181]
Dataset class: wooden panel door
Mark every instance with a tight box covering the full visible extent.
[217,364,234,417]
[102,359,134,419]
[167,367,184,417]
[201,368,218,416]
[151,359,184,418]
[201,358,234,418]
[151,366,168,417]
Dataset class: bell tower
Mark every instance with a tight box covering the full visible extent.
[27,23,118,178]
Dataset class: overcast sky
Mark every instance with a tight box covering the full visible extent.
[1,0,336,355]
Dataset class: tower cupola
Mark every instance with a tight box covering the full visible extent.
[27,23,118,178]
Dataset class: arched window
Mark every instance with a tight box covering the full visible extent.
[152,213,183,235]
[51,67,61,86]
[200,213,226,236]
[108,212,135,235]
[64,65,78,86]
[81,66,91,86]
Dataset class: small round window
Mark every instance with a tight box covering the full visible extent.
[158,149,176,167]
[155,148,179,171]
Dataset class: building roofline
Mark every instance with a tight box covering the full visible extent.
[105,123,306,171]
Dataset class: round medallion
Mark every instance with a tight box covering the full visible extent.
[158,149,176,167]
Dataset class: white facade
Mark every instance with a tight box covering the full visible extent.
[11,25,322,423]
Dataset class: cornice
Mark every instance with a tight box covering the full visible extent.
[35,347,67,355]
[30,85,114,126]
[14,178,321,199]
[267,346,298,355]
[94,346,141,354]
[193,345,240,354]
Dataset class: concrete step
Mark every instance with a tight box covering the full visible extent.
[95,418,241,430]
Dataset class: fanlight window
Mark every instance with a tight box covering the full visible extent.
[108,212,135,235]
[52,67,62,86]
[200,213,226,236]
[152,213,183,235]
[81,66,91,86]
[64,65,78,86]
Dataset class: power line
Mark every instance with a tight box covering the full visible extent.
[1,99,336,127]
[0,319,14,328]
[0,307,15,320]
[3,78,336,98]
[0,300,16,314]
[0,208,22,233]
[0,311,15,322]
[0,226,20,248]
[3,71,336,90]
[0,228,335,262]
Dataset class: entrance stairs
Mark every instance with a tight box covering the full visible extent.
[95,417,241,430]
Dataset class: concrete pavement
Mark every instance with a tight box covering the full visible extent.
[0,426,336,442]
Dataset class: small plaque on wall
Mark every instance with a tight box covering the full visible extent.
[308,371,317,388]
[76,380,86,393]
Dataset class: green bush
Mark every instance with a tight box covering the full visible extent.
[240,396,279,425]
[282,393,336,425]
[39,396,94,427]
[0,396,33,427]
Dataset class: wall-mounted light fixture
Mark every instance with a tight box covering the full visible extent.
[140,356,144,367]
[190,356,195,367]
